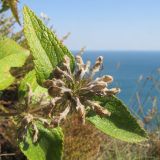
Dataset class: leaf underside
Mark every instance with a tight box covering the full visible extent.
[23,6,75,85]
[19,125,64,160]
[87,96,148,143]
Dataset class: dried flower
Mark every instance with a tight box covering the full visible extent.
[17,112,50,143]
[43,54,120,126]
[91,56,103,76]
[17,54,120,142]
[17,85,51,142]
[0,6,130,149]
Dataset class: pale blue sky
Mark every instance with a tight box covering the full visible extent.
[19,0,160,50]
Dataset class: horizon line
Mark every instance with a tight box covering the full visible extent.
[71,49,160,52]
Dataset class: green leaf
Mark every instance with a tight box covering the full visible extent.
[23,6,75,85]
[19,125,64,160]
[0,38,29,90]
[87,96,148,143]
[18,70,47,100]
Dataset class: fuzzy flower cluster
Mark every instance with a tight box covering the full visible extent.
[43,53,120,126]
[17,53,120,143]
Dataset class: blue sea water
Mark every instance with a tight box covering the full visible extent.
[74,51,160,115]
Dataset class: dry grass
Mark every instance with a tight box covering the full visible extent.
[62,115,160,160]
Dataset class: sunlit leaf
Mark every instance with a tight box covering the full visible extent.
[87,96,148,143]
[23,6,75,85]
[0,37,29,90]
[19,125,64,160]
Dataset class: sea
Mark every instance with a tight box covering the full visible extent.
[73,51,160,118]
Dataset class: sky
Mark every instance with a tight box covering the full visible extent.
[19,0,160,51]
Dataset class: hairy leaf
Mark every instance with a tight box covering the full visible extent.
[18,70,47,100]
[0,38,29,90]
[23,6,75,85]
[19,125,64,160]
[87,96,148,143]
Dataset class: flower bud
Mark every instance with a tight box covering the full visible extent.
[91,56,103,76]
[61,55,71,75]
[48,86,62,97]
[76,67,88,80]
[48,86,72,97]
[43,80,54,88]
[75,97,85,124]
[32,124,39,143]
[95,75,113,84]
[84,60,91,73]
[56,67,73,81]
[105,88,121,95]
[75,55,84,66]
[89,82,106,92]
[86,100,111,116]
[52,78,65,87]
